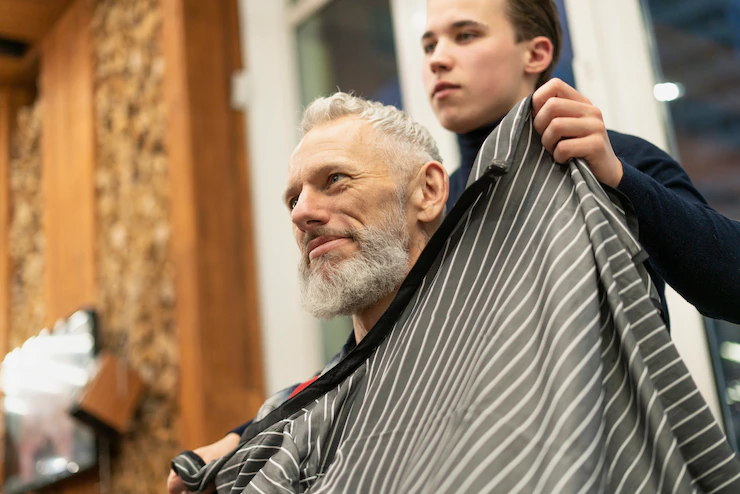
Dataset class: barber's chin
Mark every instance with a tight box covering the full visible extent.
[436,111,476,134]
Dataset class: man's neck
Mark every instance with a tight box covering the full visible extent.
[350,236,428,343]
[352,289,398,343]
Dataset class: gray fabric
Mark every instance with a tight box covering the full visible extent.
[172,97,740,493]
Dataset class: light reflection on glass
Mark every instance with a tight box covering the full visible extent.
[1,310,98,493]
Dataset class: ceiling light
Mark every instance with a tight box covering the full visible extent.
[654,82,685,102]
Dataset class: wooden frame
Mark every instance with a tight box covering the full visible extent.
[40,0,97,327]
[162,0,264,448]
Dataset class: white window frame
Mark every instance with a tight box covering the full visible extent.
[237,0,322,395]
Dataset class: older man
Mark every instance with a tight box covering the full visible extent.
[168,93,447,494]
[284,94,448,342]
[171,93,740,493]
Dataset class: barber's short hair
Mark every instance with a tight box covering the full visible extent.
[300,92,442,182]
[506,0,562,88]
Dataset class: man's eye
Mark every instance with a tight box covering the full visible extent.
[328,173,346,185]
[290,197,298,210]
[423,42,436,54]
[457,32,476,42]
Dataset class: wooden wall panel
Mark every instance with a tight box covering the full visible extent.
[226,0,264,401]
[162,0,265,448]
[0,0,75,43]
[40,0,97,327]
[39,0,98,492]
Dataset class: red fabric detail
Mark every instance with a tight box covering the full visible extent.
[289,376,320,399]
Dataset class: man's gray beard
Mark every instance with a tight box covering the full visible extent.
[299,210,411,320]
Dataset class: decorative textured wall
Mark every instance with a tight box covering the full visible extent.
[91,0,178,491]
[8,101,44,350]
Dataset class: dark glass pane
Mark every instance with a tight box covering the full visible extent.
[296,0,402,109]
[705,318,740,453]
[643,0,740,219]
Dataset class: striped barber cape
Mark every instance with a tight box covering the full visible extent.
[172,96,740,493]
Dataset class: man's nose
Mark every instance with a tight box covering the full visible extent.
[291,189,330,232]
[428,40,454,74]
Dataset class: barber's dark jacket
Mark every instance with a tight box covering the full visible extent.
[173,97,740,493]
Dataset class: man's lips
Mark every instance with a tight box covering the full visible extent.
[306,236,351,260]
[432,81,460,98]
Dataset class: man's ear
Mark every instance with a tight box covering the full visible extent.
[524,36,554,77]
[410,160,448,226]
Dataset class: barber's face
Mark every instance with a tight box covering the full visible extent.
[285,117,409,271]
[422,0,534,133]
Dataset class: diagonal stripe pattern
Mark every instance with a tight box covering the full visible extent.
[172,96,740,493]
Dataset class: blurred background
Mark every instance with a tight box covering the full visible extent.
[0,0,736,492]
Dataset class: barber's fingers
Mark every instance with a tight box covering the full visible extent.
[537,114,624,187]
[532,78,591,115]
[551,134,608,167]
[533,95,597,127]
[539,117,603,159]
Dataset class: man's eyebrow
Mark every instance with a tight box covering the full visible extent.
[451,19,487,30]
[422,20,487,41]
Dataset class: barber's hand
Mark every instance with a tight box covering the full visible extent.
[167,433,241,494]
[532,78,624,188]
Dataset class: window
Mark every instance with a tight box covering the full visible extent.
[643,0,740,219]
[295,0,402,109]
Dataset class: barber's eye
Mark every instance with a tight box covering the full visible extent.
[290,197,298,210]
[423,42,436,54]
[457,32,476,42]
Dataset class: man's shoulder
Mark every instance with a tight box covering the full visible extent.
[606,129,662,153]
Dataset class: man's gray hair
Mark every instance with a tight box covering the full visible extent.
[300,92,442,181]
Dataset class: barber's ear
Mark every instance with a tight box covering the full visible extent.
[411,161,448,225]
[524,36,553,77]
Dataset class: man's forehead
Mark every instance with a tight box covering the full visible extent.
[425,0,500,28]
[286,117,389,184]
[290,117,372,166]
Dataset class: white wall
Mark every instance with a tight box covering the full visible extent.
[237,0,322,395]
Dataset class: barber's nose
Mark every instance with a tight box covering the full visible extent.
[291,189,330,232]
[428,41,453,74]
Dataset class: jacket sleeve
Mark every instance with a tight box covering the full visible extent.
[229,420,252,437]
[612,133,740,323]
